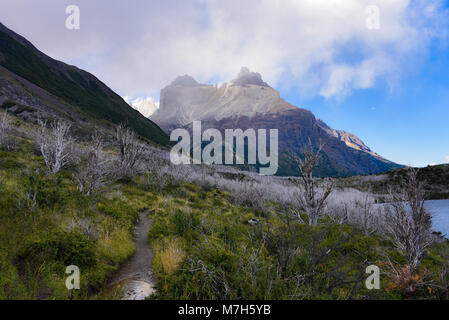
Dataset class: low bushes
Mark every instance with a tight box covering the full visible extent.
[18,231,97,269]
[0,136,142,299]
[0,249,25,299]
[147,181,449,300]
[21,172,67,209]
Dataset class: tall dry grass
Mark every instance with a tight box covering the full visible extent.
[156,238,185,275]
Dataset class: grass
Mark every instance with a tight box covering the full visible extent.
[140,180,449,300]
[0,137,141,299]
[154,238,185,275]
[1,125,449,300]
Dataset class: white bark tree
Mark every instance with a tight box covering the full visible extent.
[294,142,334,226]
[35,119,74,174]
[115,124,146,179]
[385,168,432,272]
[0,111,11,150]
[73,131,109,195]
[354,190,379,236]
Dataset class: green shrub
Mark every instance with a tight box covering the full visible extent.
[97,199,139,226]
[173,209,200,237]
[0,249,25,299]
[0,152,21,169]
[19,231,97,269]
[21,173,66,209]
[140,171,175,192]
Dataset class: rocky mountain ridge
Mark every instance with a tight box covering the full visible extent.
[151,67,401,176]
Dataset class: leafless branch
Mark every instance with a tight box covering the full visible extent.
[115,123,146,179]
[34,119,74,174]
[293,141,334,225]
[385,167,433,272]
[73,130,110,195]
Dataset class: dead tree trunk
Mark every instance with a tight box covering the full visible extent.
[385,168,432,272]
[294,141,334,226]
[35,119,73,174]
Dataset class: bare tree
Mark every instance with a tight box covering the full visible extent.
[327,202,350,225]
[115,124,146,179]
[0,111,9,143]
[232,180,267,212]
[35,119,74,174]
[294,142,334,226]
[354,190,379,236]
[0,111,9,139]
[385,168,432,272]
[73,131,109,195]
[0,111,15,151]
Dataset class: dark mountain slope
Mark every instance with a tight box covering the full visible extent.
[0,22,169,146]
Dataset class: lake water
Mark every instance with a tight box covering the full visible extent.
[427,200,449,238]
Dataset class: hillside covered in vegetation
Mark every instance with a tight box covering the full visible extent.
[1,112,449,300]
[336,164,449,200]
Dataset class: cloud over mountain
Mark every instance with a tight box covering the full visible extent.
[0,0,447,99]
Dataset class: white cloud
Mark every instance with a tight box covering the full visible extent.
[445,155,449,163]
[123,96,159,118]
[0,0,447,99]
[320,54,394,99]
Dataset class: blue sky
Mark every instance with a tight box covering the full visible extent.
[0,0,448,167]
[283,37,449,167]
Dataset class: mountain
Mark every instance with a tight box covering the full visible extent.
[0,22,170,146]
[316,119,385,161]
[151,69,296,130]
[151,67,402,176]
[124,96,159,118]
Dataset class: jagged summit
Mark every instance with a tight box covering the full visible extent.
[316,119,385,161]
[170,75,201,87]
[152,68,296,128]
[232,67,269,87]
[150,67,401,176]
